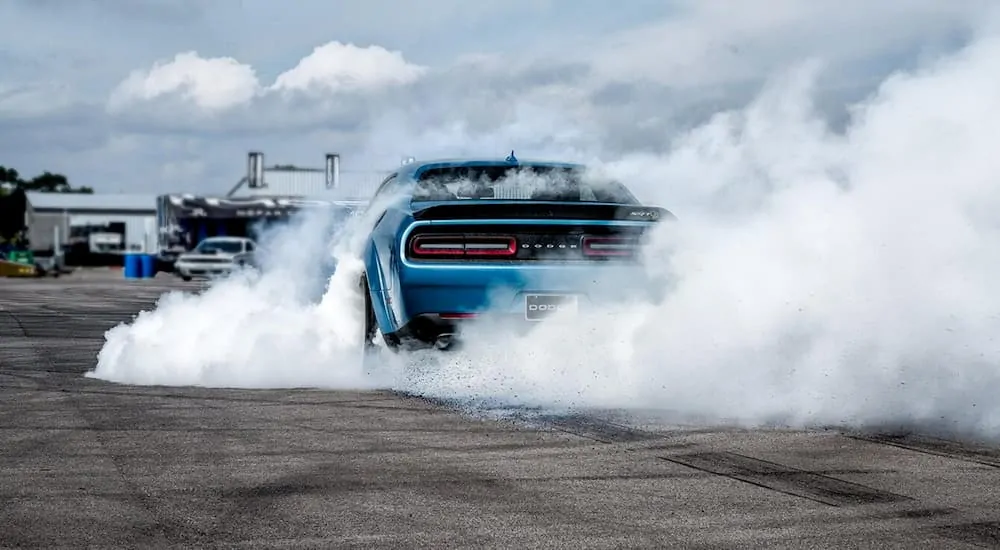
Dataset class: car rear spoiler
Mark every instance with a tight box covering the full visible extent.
[410,201,675,222]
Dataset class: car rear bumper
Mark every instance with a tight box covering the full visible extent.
[386,261,657,343]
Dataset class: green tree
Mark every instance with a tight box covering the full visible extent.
[0,166,20,185]
[0,164,94,195]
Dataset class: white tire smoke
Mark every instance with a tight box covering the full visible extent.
[88,31,1000,440]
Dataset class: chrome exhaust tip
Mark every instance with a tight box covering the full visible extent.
[434,333,455,350]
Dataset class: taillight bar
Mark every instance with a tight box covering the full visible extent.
[410,236,465,255]
[439,312,478,320]
[410,234,517,258]
[581,236,637,256]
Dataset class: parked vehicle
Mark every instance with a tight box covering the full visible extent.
[173,236,257,281]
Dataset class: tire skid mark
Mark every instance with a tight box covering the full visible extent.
[393,393,669,446]
[660,451,911,507]
[0,310,28,338]
[849,433,1000,469]
[55,396,211,546]
[11,315,136,339]
[931,521,1000,548]
[2,309,200,546]
[890,507,958,519]
[537,413,663,443]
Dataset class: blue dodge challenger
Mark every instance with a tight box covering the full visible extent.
[358,153,674,353]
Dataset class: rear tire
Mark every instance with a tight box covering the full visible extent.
[359,275,379,365]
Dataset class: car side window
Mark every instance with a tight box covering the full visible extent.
[245,241,255,252]
[373,173,399,198]
[368,173,407,222]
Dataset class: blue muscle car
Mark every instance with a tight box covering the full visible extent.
[358,153,674,353]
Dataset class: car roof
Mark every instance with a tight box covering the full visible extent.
[393,157,586,180]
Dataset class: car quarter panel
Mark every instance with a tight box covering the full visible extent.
[364,206,411,333]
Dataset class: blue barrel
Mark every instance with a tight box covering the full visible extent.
[140,254,156,279]
[123,253,141,279]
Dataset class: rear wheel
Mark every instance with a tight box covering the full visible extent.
[359,275,380,365]
[359,273,403,359]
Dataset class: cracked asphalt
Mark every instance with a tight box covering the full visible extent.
[2,272,1000,549]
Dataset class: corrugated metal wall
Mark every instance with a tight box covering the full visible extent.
[28,212,155,252]
[233,169,387,199]
[241,170,327,197]
[27,212,68,251]
[70,214,156,252]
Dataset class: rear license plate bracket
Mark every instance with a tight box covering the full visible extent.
[524,294,579,321]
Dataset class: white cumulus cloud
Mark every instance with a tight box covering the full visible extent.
[107,51,259,112]
[270,41,426,95]
[107,41,426,116]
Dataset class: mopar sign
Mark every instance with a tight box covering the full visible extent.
[160,195,366,220]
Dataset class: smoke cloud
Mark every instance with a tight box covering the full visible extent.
[87,26,1000,440]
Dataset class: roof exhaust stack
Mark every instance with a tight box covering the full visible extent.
[325,153,340,189]
[247,151,265,189]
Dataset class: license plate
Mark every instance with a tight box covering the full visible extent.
[524,294,579,321]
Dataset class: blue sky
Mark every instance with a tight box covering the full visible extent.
[0,0,991,194]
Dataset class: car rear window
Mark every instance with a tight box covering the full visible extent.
[413,165,638,204]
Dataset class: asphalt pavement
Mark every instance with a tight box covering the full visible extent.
[2,272,1000,549]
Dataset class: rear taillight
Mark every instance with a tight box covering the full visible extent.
[581,236,638,257]
[410,236,465,256]
[409,234,516,258]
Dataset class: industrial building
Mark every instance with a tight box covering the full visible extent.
[7,152,383,270]
[25,191,158,254]
[152,152,380,269]
[226,152,385,199]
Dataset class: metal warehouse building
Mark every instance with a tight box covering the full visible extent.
[25,192,158,253]
[226,167,386,199]
[226,153,385,200]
